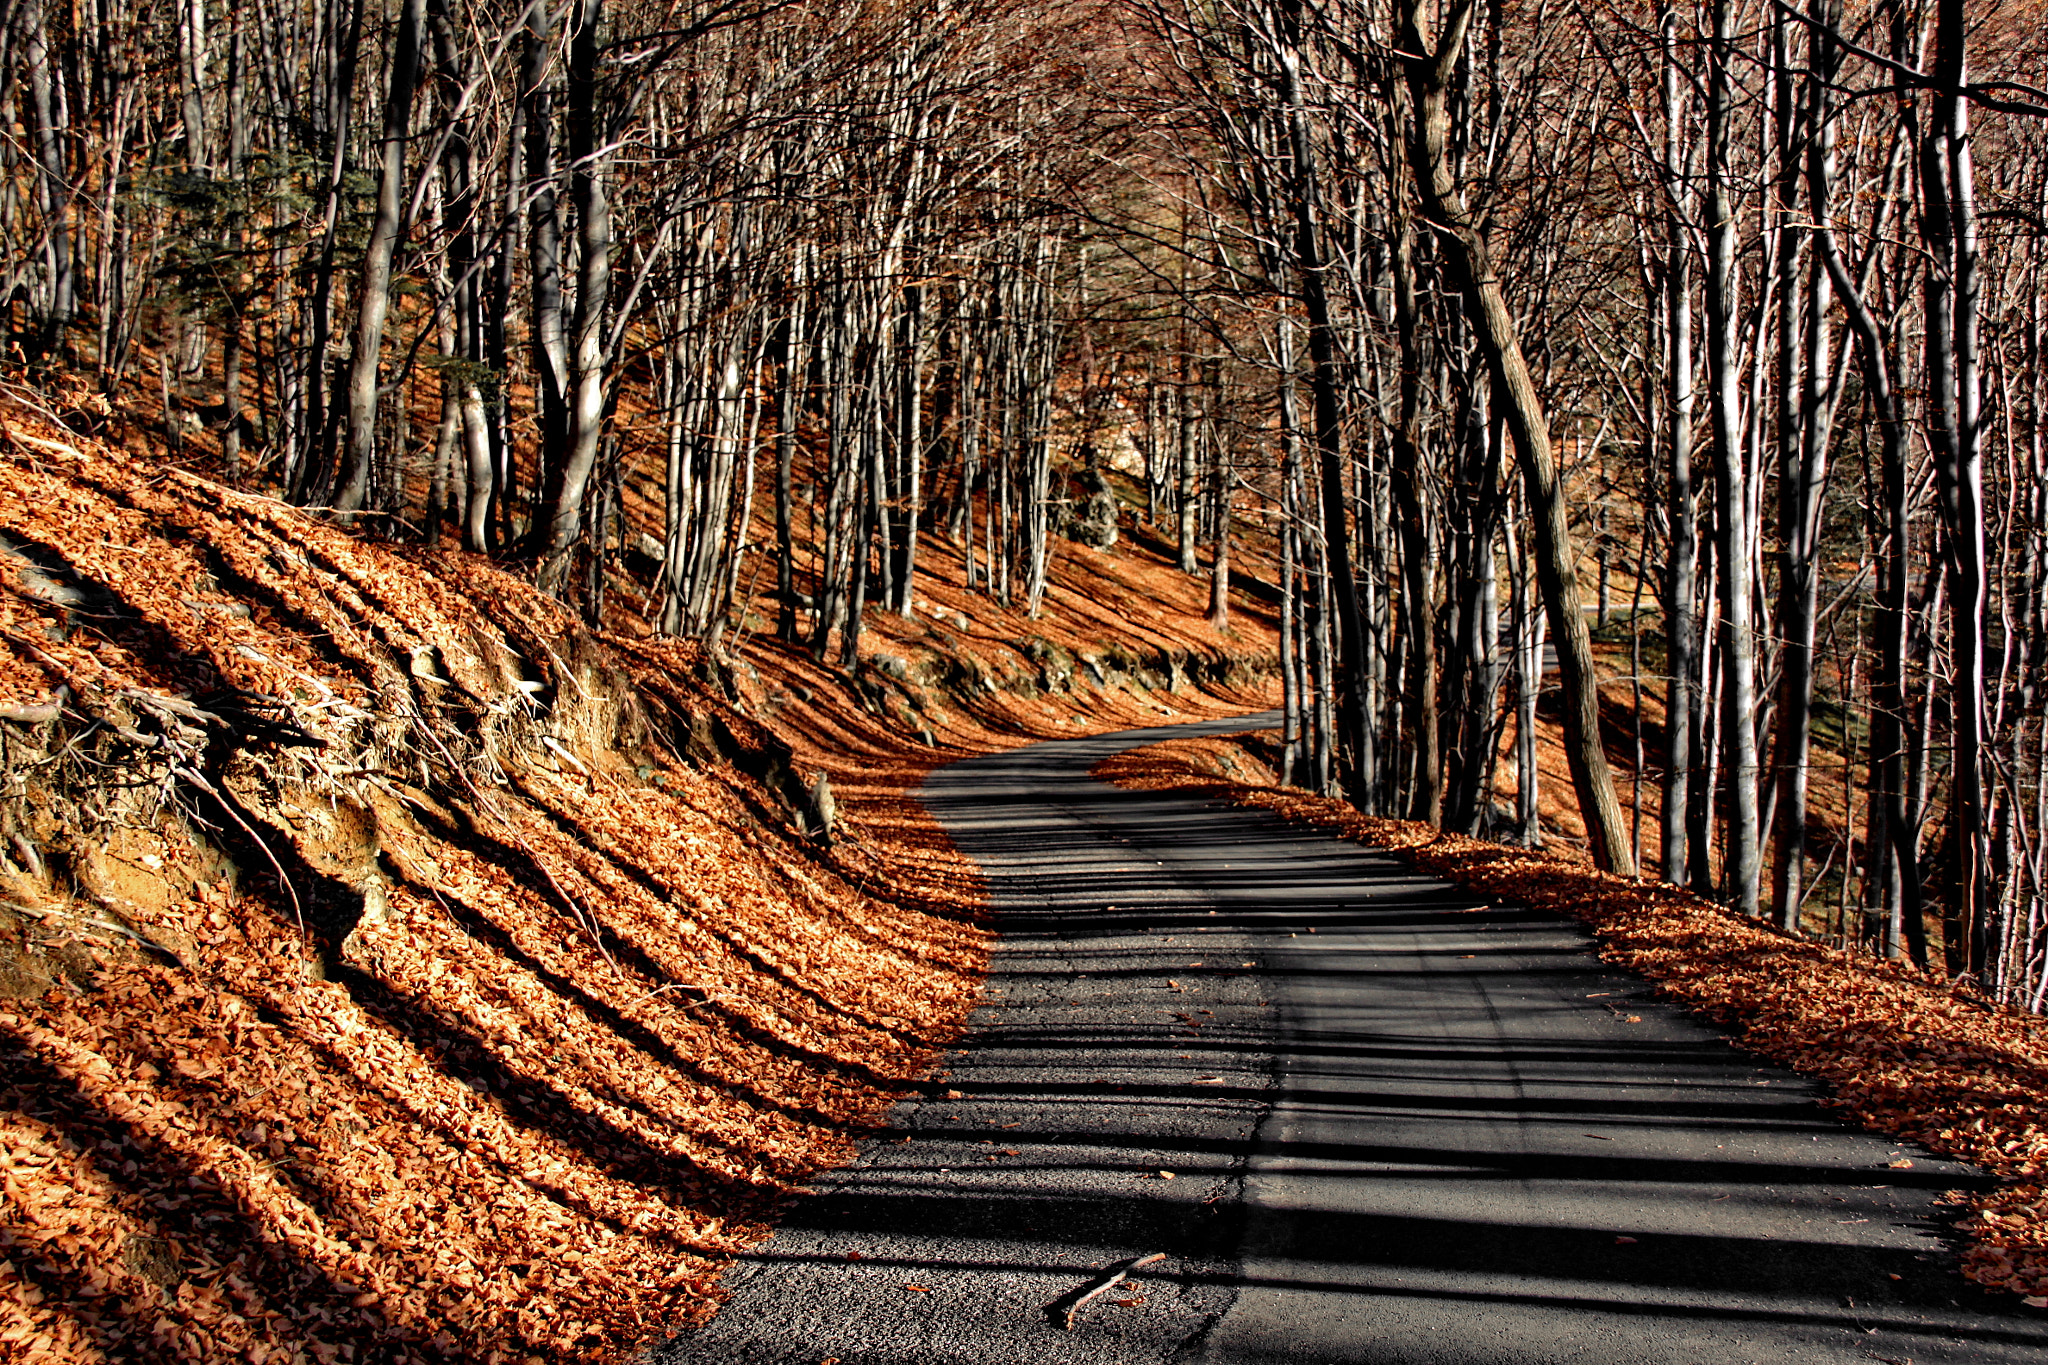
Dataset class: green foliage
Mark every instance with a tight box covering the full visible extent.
[423,354,502,399]
[129,152,348,322]
[1604,619,1668,679]
[1589,606,1660,647]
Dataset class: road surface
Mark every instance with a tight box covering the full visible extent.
[653,713,2048,1364]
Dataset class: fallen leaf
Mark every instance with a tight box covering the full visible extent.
[904,1284,930,1292]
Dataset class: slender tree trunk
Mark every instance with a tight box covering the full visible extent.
[290,0,363,502]
[1688,540,1721,892]
[23,0,75,355]
[897,281,925,616]
[775,252,807,642]
[1507,511,1545,846]
[335,0,427,514]
[1387,218,1440,824]
[1767,7,1831,930]
[541,0,612,564]
[1209,431,1232,628]
[958,304,982,588]
[1177,356,1201,574]
[1278,324,1305,782]
[1397,0,1633,872]
[1277,19,1371,808]
[1659,33,1700,884]
[524,0,569,516]
[1923,0,1992,978]
[177,0,213,174]
[1704,0,1760,912]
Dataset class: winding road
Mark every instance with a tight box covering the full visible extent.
[654,714,2048,1364]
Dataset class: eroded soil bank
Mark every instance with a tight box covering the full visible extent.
[0,413,1277,1363]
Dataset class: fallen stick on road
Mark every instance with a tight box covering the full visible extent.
[1050,1252,1167,1330]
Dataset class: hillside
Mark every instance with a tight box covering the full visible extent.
[0,399,1278,1363]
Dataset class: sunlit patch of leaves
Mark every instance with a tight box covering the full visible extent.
[0,413,995,1361]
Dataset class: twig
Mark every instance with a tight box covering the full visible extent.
[171,764,305,942]
[541,734,590,774]
[1051,1252,1166,1330]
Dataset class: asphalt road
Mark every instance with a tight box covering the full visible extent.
[651,713,2048,1365]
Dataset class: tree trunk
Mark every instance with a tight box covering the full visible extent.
[1387,218,1439,825]
[897,282,925,617]
[1397,0,1634,873]
[1208,433,1232,628]
[23,0,75,355]
[1659,0,1699,885]
[176,0,213,175]
[1176,357,1201,574]
[1704,0,1760,912]
[540,0,612,566]
[1923,0,1992,979]
[293,0,366,504]
[774,252,808,642]
[1278,322,1305,783]
[335,0,427,514]
[524,0,570,523]
[1277,23,1371,809]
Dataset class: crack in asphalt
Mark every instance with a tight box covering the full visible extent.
[651,714,2048,1365]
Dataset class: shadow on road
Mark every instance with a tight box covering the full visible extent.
[655,715,2048,1365]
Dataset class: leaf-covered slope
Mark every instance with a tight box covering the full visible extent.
[0,410,986,1362]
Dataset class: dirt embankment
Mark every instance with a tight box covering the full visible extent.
[0,408,994,1363]
[0,396,1279,1363]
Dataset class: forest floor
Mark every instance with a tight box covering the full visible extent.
[1097,731,2048,1309]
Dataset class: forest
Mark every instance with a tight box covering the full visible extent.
[2,0,2046,1005]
